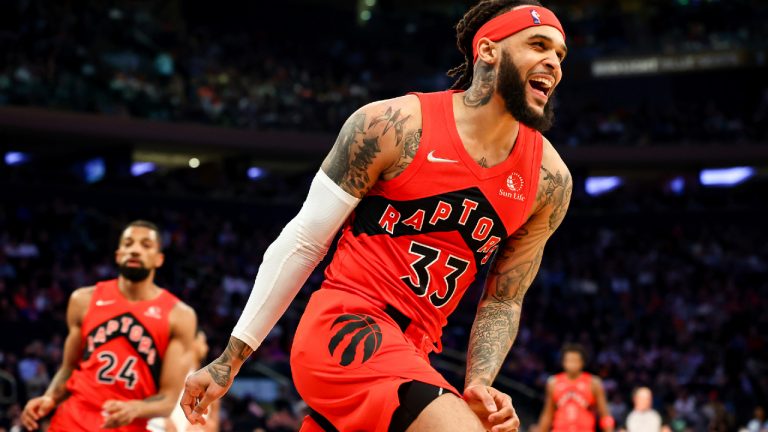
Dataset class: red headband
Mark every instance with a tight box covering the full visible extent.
[472,6,565,62]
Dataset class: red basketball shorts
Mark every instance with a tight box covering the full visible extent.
[49,395,148,432]
[290,288,460,432]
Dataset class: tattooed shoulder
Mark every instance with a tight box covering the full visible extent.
[321,99,419,196]
[387,127,422,180]
[387,96,423,179]
[537,160,573,232]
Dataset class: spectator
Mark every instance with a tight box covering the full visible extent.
[16,342,46,399]
[746,406,768,432]
[702,391,733,431]
[672,388,696,425]
[0,1,766,144]
[626,387,661,432]
[265,399,300,432]
[608,392,629,429]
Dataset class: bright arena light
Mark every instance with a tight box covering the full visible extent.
[188,157,200,168]
[585,176,623,196]
[247,167,265,180]
[669,176,685,195]
[131,162,156,177]
[84,158,106,184]
[4,152,29,166]
[699,167,755,186]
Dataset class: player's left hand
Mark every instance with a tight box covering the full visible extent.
[463,384,520,432]
[101,400,141,429]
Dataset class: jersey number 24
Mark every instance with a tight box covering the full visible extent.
[96,351,139,390]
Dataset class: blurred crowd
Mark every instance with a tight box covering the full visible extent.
[1,179,767,431]
[1,1,767,144]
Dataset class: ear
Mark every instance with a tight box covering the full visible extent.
[154,252,165,269]
[475,37,500,65]
[114,249,120,265]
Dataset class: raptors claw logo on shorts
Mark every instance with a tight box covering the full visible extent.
[328,314,383,366]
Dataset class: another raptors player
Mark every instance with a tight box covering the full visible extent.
[183,1,572,431]
[149,330,219,432]
[537,344,614,432]
[21,221,197,431]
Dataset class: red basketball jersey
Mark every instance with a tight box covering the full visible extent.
[66,279,179,425]
[552,373,596,432]
[323,90,543,352]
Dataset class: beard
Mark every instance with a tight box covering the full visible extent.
[118,264,151,282]
[497,51,556,132]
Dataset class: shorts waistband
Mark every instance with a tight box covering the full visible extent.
[383,304,411,333]
[315,288,441,354]
[383,303,440,355]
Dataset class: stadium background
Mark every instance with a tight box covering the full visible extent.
[1,0,767,430]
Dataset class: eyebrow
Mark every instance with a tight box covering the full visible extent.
[123,237,155,243]
[527,34,568,59]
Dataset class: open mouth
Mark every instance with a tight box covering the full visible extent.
[528,75,554,101]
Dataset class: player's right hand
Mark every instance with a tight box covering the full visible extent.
[180,363,231,426]
[21,395,55,431]
[464,385,520,432]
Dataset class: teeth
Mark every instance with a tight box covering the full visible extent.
[530,77,553,88]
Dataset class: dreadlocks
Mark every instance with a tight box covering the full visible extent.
[447,0,544,90]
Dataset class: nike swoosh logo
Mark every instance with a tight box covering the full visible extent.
[96,299,115,307]
[427,150,458,164]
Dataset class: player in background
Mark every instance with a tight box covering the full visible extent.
[20,221,197,431]
[538,344,614,432]
[149,330,220,432]
[182,1,572,430]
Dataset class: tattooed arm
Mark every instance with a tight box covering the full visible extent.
[205,337,254,387]
[181,97,423,426]
[464,139,572,414]
[322,97,423,192]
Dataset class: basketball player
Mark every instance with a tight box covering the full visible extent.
[148,330,220,432]
[537,344,614,432]
[20,221,197,431]
[182,1,572,431]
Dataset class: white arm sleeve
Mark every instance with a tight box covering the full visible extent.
[231,169,360,350]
